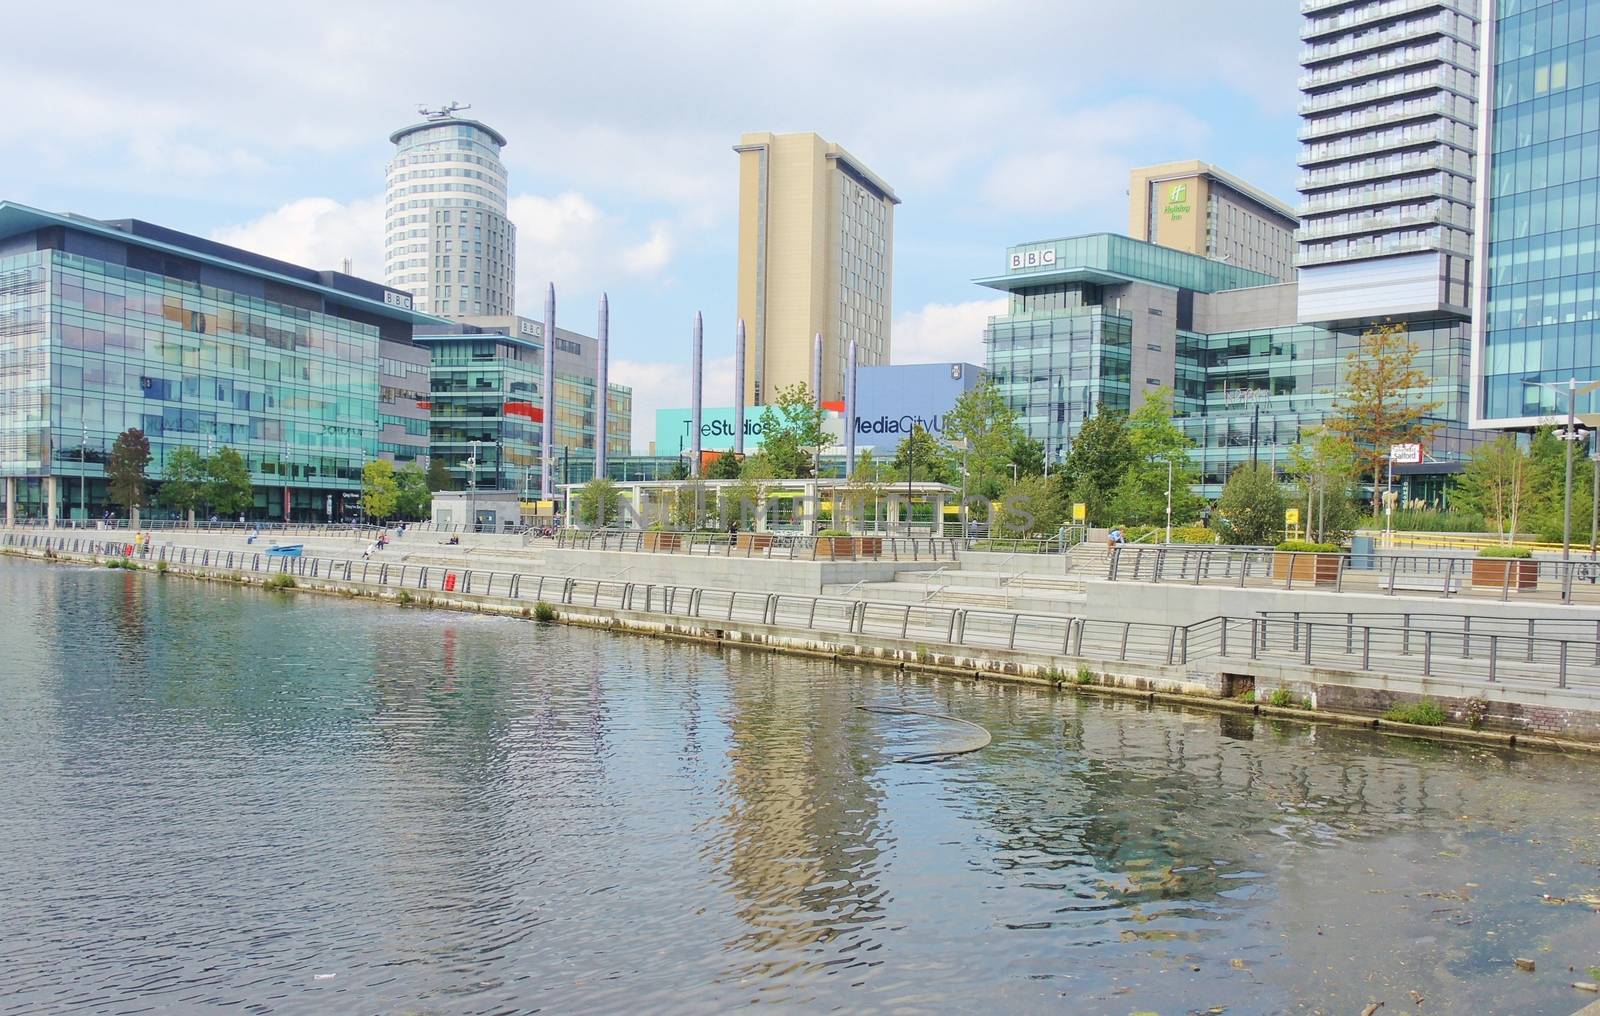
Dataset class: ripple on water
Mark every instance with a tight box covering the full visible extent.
[1,558,1599,1014]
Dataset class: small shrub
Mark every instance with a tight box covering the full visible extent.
[817,529,851,538]
[533,601,558,623]
[156,560,169,575]
[1235,689,1257,703]
[1276,540,1340,553]
[1463,697,1489,730]
[1477,545,1532,559]
[397,590,414,606]
[520,606,531,619]
[43,548,59,560]
[1383,698,1447,726]
[1074,664,1095,685]
[1169,525,1219,545]
[263,573,296,591]
[1265,687,1312,710]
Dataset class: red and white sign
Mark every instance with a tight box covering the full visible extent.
[1389,443,1423,465]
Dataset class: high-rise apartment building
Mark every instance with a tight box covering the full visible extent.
[385,105,516,319]
[1128,161,1299,282]
[734,131,898,405]
[1471,0,1600,427]
[1297,0,1481,321]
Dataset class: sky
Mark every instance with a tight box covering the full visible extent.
[1,1,1303,451]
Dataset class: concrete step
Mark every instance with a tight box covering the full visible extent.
[843,580,1086,614]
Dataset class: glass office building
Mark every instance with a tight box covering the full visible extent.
[981,232,1475,498]
[1474,0,1600,425]
[417,331,631,494]
[0,203,446,522]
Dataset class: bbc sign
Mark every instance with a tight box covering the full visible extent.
[1009,249,1057,270]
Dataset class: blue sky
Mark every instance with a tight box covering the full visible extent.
[1,0,1303,449]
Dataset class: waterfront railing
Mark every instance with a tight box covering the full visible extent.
[1107,545,1600,605]
[9,531,1600,696]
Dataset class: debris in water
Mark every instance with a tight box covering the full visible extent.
[1574,982,1600,993]
[1514,957,1536,972]
[1409,990,1424,1004]
[1359,1003,1384,1016]
[1229,958,1246,970]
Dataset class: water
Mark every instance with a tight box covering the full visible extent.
[2,557,1598,1015]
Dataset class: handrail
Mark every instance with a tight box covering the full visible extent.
[10,532,1600,694]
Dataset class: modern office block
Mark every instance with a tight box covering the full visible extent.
[415,330,630,493]
[385,105,516,319]
[1471,0,1600,427]
[734,131,898,405]
[979,232,1474,497]
[1128,161,1299,282]
[0,202,443,521]
[1298,0,1482,321]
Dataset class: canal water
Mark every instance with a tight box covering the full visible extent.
[3,558,1599,1015]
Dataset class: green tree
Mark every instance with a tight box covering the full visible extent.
[106,428,151,514]
[1008,435,1045,478]
[1109,387,1201,527]
[890,424,957,486]
[425,455,452,492]
[666,458,689,481]
[1322,321,1441,515]
[755,383,828,478]
[1523,426,1595,543]
[361,459,399,521]
[157,445,207,520]
[1455,433,1529,542]
[1053,411,1133,526]
[1286,427,1362,543]
[1215,463,1287,546]
[944,381,1024,499]
[707,449,743,479]
[394,462,432,521]
[574,477,622,528]
[670,479,711,530]
[203,447,253,518]
[993,474,1064,539]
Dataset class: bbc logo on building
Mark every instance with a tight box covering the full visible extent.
[1008,249,1057,270]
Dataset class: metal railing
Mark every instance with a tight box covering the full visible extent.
[553,528,968,561]
[10,533,1600,695]
[1107,545,1600,605]
[5,518,385,537]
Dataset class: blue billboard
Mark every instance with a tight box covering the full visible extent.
[853,362,982,449]
[655,407,770,453]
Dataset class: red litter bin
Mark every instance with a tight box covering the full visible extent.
[124,544,133,557]
[443,572,457,592]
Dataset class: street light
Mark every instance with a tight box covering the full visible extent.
[79,425,87,524]
[467,438,480,533]
[1165,457,1174,545]
[1522,377,1600,560]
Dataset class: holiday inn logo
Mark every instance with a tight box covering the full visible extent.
[1163,180,1193,221]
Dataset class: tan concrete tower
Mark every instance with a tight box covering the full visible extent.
[734,131,898,406]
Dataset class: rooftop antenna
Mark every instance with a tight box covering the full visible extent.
[418,101,471,121]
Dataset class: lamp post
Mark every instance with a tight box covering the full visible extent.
[79,425,87,524]
[1165,457,1173,545]
[1523,377,1600,560]
[467,439,479,533]
[905,431,914,535]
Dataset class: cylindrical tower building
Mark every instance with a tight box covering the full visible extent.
[385,104,516,319]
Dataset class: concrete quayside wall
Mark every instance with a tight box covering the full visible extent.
[6,530,1600,750]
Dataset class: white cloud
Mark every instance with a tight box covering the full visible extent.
[612,355,736,452]
[891,298,1007,366]
[509,193,679,311]
[209,196,384,277]
[623,223,674,274]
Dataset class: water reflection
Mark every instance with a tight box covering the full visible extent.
[1,557,1597,1015]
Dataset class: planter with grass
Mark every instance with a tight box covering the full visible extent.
[1471,545,1537,590]
[1271,541,1343,585]
[813,530,856,560]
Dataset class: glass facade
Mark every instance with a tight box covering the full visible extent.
[421,334,629,493]
[977,234,1277,295]
[1479,0,1600,422]
[985,303,1133,464]
[982,231,1477,497]
[1,245,381,520]
[1181,316,1475,491]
